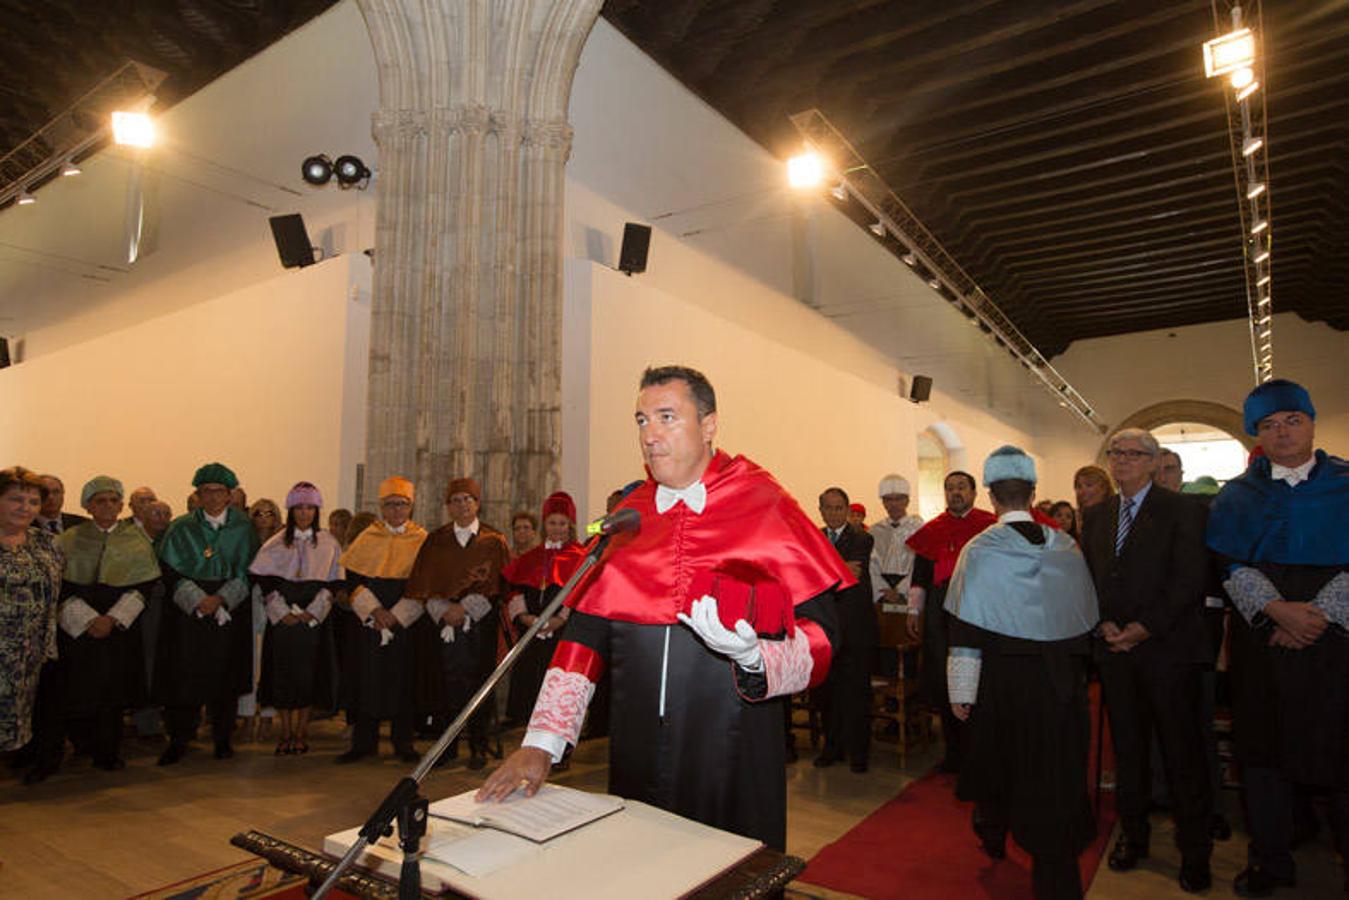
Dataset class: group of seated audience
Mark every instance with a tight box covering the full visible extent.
[0,379,1342,899]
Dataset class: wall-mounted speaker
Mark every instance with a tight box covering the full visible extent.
[618,222,651,275]
[269,214,317,269]
[910,374,933,403]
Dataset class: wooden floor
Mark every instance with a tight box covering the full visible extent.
[1,717,1342,898]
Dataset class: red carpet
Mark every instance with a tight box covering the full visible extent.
[798,772,1116,899]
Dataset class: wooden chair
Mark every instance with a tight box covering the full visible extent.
[870,606,930,766]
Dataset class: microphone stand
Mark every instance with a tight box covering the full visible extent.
[314,529,617,899]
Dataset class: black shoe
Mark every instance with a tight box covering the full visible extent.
[395,747,420,764]
[22,763,58,785]
[1233,865,1295,897]
[1210,814,1232,842]
[213,742,234,760]
[334,749,371,764]
[93,756,126,772]
[1179,860,1212,894]
[849,760,869,774]
[813,749,841,769]
[157,742,187,766]
[1107,837,1149,872]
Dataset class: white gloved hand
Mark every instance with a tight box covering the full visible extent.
[676,595,763,672]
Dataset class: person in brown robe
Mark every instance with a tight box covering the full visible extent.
[403,476,511,769]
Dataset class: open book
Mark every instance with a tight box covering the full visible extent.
[428,784,624,844]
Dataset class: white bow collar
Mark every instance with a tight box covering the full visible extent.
[1271,457,1315,487]
[655,481,707,515]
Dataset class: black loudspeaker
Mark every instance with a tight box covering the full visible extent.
[0,338,10,369]
[618,222,651,275]
[269,214,317,269]
[910,374,933,403]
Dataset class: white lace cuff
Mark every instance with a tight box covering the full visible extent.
[947,649,982,706]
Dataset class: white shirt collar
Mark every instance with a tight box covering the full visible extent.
[454,519,480,546]
[97,521,118,534]
[544,539,564,550]
[998,510,1034,524]
[655,481,707,515]
[1270,456,1315,486]
[1121,480,1152,508]
[386,521,408,534]
[293,528,314,541]
[204,509,228,528]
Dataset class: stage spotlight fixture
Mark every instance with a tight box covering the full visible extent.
[60,157,81,177]
[1253,249,1269,264]
[787,152,824,188]
[1242,137,1263,157]
[830,182,847,201]
[1236,81,1260,102]
[901,252,916,266]
[927,277,941,290]
[1202,27,1256,79]
[16,187,35,205]
[334,155,371,187]
[869,220,885,237]
[1256,274,1270,287]
[1257,314,1271,325]
[1246,182,1265,199]
[302,154,333,185]
[112,111,155,148]
[1251,219,1267,235]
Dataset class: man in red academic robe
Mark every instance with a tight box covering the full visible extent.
[479,365,850,850]
[906,471,997,772]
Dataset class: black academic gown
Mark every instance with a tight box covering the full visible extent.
[254,577,338,711]
[505,583,564,724]
[1226,562,1348,787]
[57,579,151,716]
[345,573,416,721]
[563,594,838,852]
[153,568,253,706]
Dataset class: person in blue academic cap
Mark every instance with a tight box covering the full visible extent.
[944,446,1100,900]
[1207,379,1347,897]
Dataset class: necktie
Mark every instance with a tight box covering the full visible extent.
[655,481,707,514]
[1115,497,1135,556]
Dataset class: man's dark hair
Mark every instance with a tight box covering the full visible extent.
[944,471,976,491]
[988,479,1034,508]
[819,486,849,506]
[640,365,716,418]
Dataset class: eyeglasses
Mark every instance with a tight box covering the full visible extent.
[1106,449,1154,461]
[380,499,412,508]
[251,510,276,519]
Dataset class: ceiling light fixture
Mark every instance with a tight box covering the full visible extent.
[1253,249,1270,264]
[1235,80,1260,102]
[333,155,371,187]
[1229,66,1255,89]
[16,187,35,205]
[869,220,886,237]
[302,154,333,186]
[901,252,916,266]
[1202,27,1256,78]
[1251,219,1267,235]
[830,182,847,201]
[111,111,155,148]
[1242,137,1263,157]
[1256,274,1270,286]
[1246,182,1265,199]
[60,157,81,177]
[927,277,941,290]
[786,152,824,188]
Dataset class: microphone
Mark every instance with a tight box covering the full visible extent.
[585,507,642,537]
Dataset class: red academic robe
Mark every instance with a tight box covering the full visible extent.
[531,451,851,850]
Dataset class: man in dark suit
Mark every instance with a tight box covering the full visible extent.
[815,487,877,772]
[1081,428,1213,894]
[34,475,88,533]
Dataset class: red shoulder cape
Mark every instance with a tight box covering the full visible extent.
[556,451,855,625]
[502,540,580,591]
[906,508,997,586]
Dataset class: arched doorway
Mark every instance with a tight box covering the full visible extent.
[916,423,965,521]
[1152,421,1249,484]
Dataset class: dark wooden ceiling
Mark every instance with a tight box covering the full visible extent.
[0,0,338,193]
[602,0,1348,356]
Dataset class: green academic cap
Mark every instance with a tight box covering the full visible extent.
[80,475,124,506]
[192,462,239,489]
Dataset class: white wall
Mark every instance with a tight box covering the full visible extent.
[0,255,371,516]
[1034,313,1349,502]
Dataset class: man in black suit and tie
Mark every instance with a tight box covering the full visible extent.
[815,487,877,772]
[34,475,88,533]
[1081,428,1213,893]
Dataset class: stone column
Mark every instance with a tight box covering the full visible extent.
[357,0,602,529]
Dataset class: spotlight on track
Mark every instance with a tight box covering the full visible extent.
[302,154,333,185]
[830,182,848,201]
[869,220,886,237]
[16,186,35,205]
[334,155,371,187]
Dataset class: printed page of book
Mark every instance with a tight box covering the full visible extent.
[324,798,763,898]
[428,784,624,842]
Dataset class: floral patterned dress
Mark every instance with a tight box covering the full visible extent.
[0,527,62,751]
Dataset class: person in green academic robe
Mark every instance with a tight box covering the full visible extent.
[154,462,258,765]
